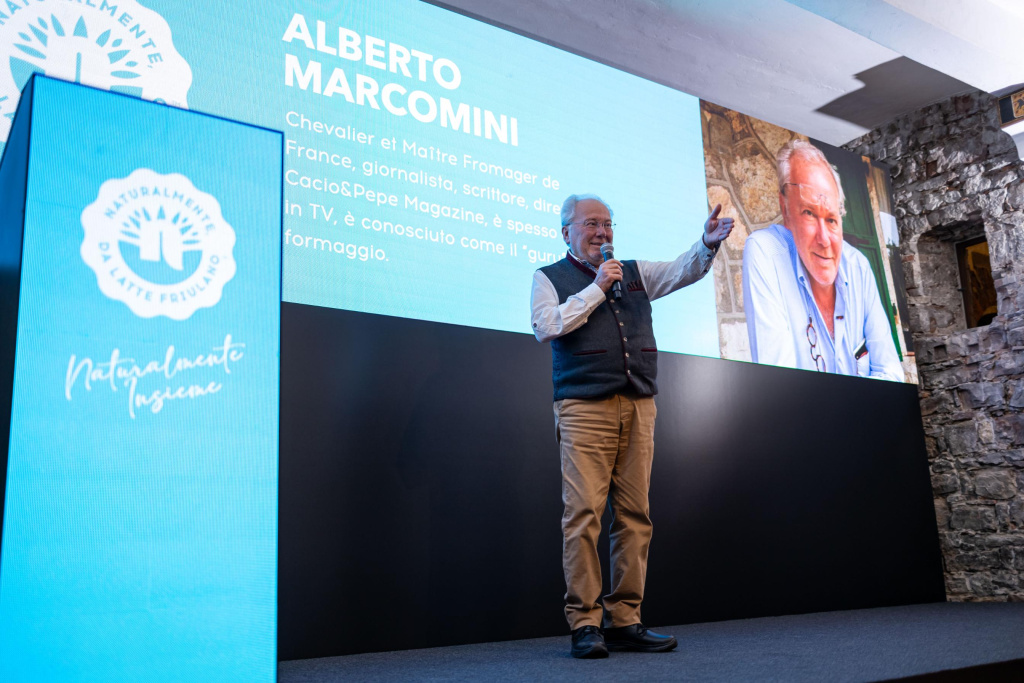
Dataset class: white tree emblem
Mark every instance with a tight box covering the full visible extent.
[0,0,191,142]
[81,169,236,321]
[121,205,203,272]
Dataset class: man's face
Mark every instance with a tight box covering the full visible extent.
[780,157,843,289]
[562,199,613,267]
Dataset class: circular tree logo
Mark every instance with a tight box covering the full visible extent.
[0,0,191,142]
[81,169,236,320]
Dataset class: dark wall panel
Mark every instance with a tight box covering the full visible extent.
[278,303,944,660]
[278,303,565,659]
[644,354,944,626]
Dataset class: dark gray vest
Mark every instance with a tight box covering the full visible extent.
[540,256,659,401]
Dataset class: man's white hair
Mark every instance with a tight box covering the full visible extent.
[560,194,614,227]
[776,140,847,217]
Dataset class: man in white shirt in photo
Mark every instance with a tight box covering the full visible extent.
[742,140,904,381]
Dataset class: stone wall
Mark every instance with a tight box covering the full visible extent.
[845,91,1024,602]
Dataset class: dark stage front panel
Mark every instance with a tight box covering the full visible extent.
[278,303,944,660]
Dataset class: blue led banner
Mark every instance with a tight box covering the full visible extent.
[0,76,281,681]
[0,0,715,356]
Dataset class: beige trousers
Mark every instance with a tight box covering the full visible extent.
[554,395,657,630]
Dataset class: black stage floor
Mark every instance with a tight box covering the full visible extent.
[278,602,1024,682]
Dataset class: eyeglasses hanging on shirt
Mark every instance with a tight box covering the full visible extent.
[805,316,827,373]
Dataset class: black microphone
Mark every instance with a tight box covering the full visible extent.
[600,243,622,301]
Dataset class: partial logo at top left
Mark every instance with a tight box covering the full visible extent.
[0,0,192,142]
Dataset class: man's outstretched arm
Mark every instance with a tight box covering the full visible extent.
[641,204,733,300]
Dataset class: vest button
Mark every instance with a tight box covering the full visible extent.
[624,352,630,358]
[623,337,627,342]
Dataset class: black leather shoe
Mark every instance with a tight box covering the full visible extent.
[603,623,677,652]
[570,625,609,659]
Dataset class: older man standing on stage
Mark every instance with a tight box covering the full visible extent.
[531,194,732,658]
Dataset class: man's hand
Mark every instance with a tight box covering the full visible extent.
[703,204,734,249]
[594,259,623,292]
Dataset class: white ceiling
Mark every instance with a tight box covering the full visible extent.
[429,0,1024,145]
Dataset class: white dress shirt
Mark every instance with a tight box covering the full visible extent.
[742,223,904,381]
[531,239,717,343]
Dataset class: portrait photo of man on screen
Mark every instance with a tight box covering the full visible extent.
[741,140,904,381]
